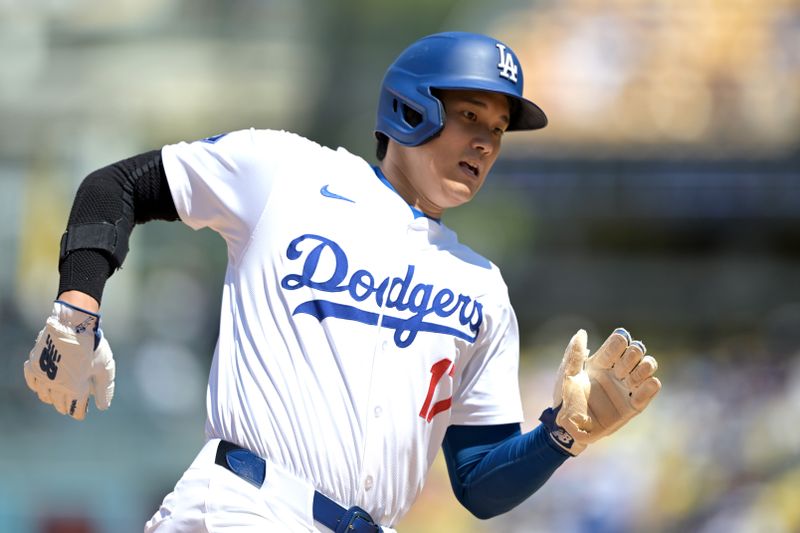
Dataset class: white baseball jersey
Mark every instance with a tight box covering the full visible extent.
[161,128,523,526]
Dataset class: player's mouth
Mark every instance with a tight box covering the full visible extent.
[459,161,480,178]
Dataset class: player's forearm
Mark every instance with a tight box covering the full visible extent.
[57,150,178,303]
[443,423,569,519]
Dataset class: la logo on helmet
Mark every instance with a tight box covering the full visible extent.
[495,43,518,83]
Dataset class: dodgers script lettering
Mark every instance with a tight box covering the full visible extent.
[280,234,483,348]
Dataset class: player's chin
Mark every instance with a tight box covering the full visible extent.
[441,180,479,207]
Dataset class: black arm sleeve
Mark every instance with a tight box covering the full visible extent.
[57,150,179,303]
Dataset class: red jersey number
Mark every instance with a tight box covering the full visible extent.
[419,358,454,422]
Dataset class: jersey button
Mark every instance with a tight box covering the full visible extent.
[374,406,383,418]
[381,340,389,351]
[364,475,374,491]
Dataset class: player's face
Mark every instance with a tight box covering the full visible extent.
[383,89,510,219]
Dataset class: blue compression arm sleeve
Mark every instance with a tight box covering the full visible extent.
[442,423,570,519]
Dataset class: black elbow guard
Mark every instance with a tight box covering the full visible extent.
[58,163,136,271]
[57,150,176,302]
[58,149,174,271]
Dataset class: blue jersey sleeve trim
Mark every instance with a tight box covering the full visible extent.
[442,423,570,519]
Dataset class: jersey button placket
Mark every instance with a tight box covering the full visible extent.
[358,274,392,502]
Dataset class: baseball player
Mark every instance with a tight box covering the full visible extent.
[24,32,661,532]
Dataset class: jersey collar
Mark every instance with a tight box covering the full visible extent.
[372,166,441,223]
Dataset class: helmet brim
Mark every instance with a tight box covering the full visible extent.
[427,83,548,132]
[509,97,548,131]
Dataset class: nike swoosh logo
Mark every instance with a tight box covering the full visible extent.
[320,184,355,203]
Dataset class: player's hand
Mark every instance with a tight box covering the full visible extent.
[540,328,661,455]
[23,301,116,420]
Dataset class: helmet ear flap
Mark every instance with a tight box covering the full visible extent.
[379,87,444,146]
[380,92,442,146]
[389,98,424,127]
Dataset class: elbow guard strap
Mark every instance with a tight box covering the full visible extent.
[59,220,131,270]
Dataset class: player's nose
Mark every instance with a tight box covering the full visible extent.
[471,130,496,156]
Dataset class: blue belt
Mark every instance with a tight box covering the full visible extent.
[214,440,382,533]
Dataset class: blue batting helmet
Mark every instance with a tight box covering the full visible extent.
[375,31,547,147]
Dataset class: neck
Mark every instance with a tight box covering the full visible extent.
[378,159,444,220]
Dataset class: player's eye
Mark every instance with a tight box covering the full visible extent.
[493,127,505,137]
[462,110,477,121]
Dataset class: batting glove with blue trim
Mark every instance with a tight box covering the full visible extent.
[541,328,661,455]
[24,301,115,420]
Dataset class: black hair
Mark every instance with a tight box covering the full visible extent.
[376,132,389,161]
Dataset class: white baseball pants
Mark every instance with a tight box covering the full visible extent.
[144,439,397,533]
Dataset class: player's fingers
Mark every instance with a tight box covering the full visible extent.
[69,396,89,421]
[52,390,70,416]
[613,340,646,381]
[631,376,661,411]
[36,384,54,405]
[560,329,588,377]
[626,355,658,389]
[91,353,115,411]
[589,328,630,370]
[23,360,38,392]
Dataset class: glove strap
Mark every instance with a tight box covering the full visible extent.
[539,405,578,454]
[53,300,102,350]
[55,299,101,319]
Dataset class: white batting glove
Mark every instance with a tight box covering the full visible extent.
[23,301,116,420]
[539,328,661,456]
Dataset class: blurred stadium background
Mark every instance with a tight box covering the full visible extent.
[1,0,799,532]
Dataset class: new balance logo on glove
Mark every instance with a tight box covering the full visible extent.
[39,335,61,380]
